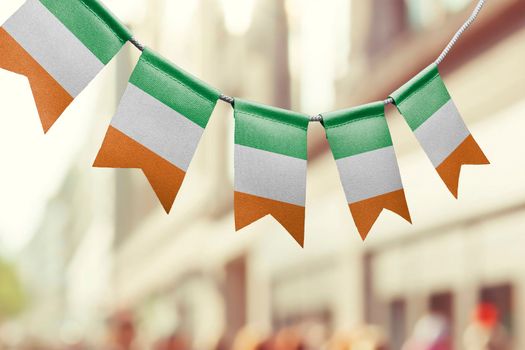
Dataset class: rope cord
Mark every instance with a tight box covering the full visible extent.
[128,0,486,122]
[129,37,145,52]
[435,0,486,65]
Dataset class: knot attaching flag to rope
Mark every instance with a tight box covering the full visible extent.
[0,0,490,246]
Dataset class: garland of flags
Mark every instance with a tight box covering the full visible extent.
[0,0,490,246]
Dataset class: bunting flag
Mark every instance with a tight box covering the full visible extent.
[0,0,131,132]
[94,48,221,213]
[322,102,411,240]
[0,0,492,246]
[234,99,309,246]
[391,64,489,197]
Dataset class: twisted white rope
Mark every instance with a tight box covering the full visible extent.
[435,0,486,65]
[219,94,235,105]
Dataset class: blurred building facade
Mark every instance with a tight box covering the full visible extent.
[1,0,524,349]
[341,1,525,349]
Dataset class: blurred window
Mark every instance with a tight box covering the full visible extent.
[286,0,351,112]
[429,292,454,341]
[224,256,248,345]
[441,0,472,13]
[429,292,454,323]
[367,0,408,55]
[389,299,406,350]
[405,0,471,29]
[480,284,514,334]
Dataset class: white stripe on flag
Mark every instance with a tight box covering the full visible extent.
[3,0,104,97]
[414,99,470,167]
[111,83,205,172]
[235,144,306,206]
[336,146,403,204]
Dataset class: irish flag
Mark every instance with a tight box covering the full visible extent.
[0,0,131,132]
[94,48,221,213]
[391,64,489,197]
[322,102,411,240]
[234,99,309,247]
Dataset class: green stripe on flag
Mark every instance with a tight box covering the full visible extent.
[39,0,132,64]
[323,102,393,159]
[235,99,309,160]
[130,48,221,129]
[391,64,451,131]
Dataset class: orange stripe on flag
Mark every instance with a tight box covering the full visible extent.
[349,189,412,241]
[94,126,186,213]
[437,135,490,198]
[234,191,305,247]
[0,28,73,133]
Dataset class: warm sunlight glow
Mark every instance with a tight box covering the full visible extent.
[219,0,256,35]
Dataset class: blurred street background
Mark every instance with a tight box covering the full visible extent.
[0,0,524,349]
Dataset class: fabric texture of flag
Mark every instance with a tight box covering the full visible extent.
[322,102,411,240]
[94,48,221,213]
[391,63,489,197]
[234,99,309,247]
[0,0,132,132]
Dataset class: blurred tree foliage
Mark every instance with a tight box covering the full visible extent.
[0,258,25,319]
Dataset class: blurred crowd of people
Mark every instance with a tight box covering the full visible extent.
[401,304,511,350]
[69,311,388,350]
[106,322,388,350]
[0,303,511,350]
[224,325,387,350]
[96,303,511,350]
